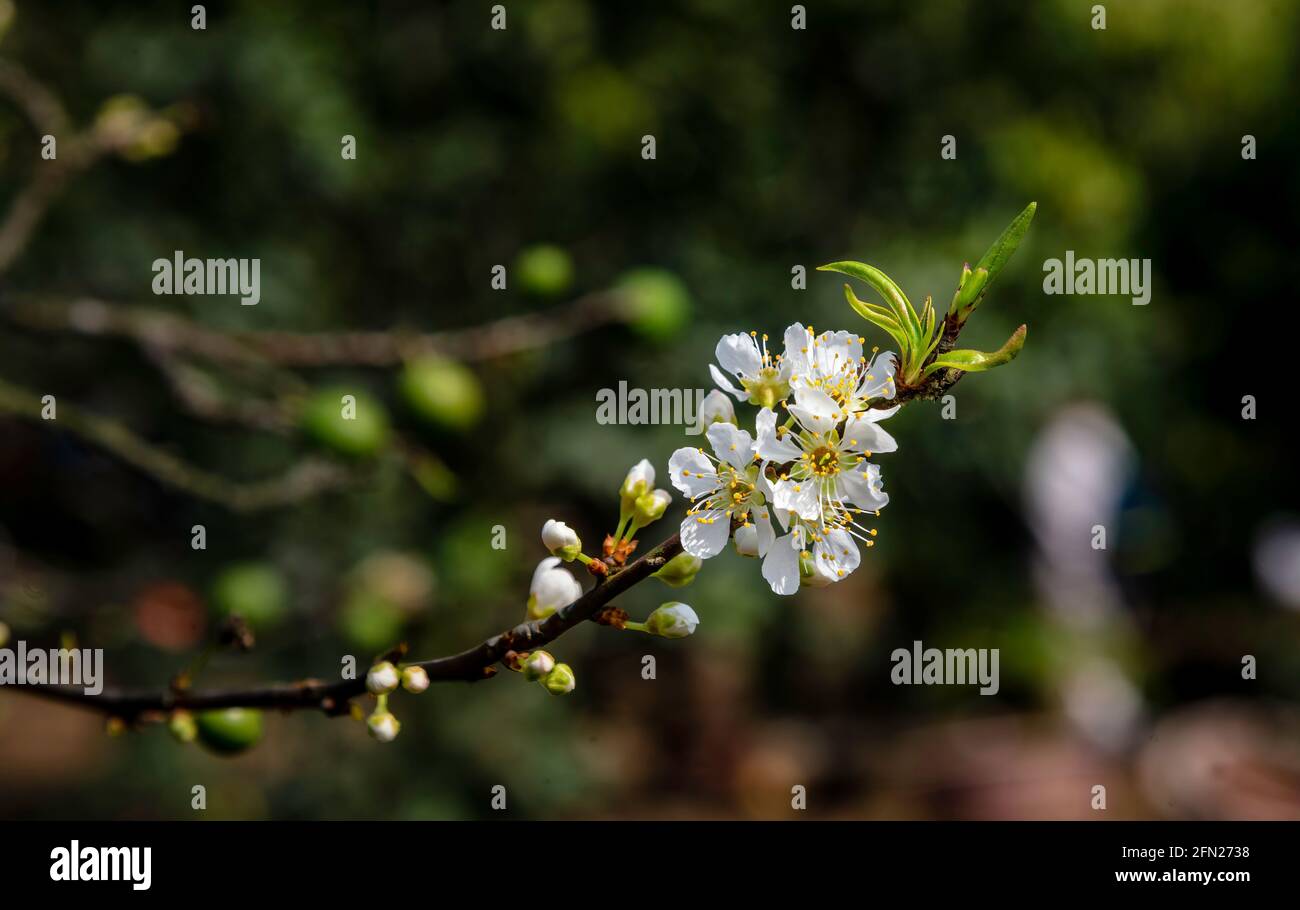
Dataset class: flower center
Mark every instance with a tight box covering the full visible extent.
[741,366,787,410]
[807,445,840,477]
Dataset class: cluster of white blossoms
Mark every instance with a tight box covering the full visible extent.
[669,323,899,595]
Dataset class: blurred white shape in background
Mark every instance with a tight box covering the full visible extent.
[1024,402,1134,625]
[1061,657,1143,752]
[1024,403,1143,750]
[1252,518,1300,611]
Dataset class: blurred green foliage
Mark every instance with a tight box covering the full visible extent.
[1,0,1297,819]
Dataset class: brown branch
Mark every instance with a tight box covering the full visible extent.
[0,57,71,136]
[0,376,355,512]
[4,292,630,368]
[138,345,297,432]
[0,57,195,276]
[0,58,107,274]
[10,533,684,721]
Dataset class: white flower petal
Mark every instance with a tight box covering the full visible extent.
[709,363,746,401]
[840,416,898,455]
[782,322,812,382]
[755,408,802,462]
[857,351,898,400]
[788,387,842,435]
[668,447,719,498]
[715,333,763,380]
[761,530,802,595]
[855,404,900,424]
[838,462,889,512]
[705,421,755,472]
[752,505,776,557]
[813,330,863,379]
[773,478,822,522]
[814,528,861,581]
[681,509,731,559]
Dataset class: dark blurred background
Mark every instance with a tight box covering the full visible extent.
[1,0,1298,819]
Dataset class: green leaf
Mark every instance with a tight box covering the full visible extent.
[921,324,1026,378]
[819,260,921,338]
[843,286,909,350]
[950,265,988,315]
[949,201,1036,319]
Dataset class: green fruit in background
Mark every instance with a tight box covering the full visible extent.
[515,244,574,297]
[339,590,404,653]
[399,357,484,431]
[195,708,264,756]
[211,562,288,631]
[301,387,390,457]
[615,268,691,341]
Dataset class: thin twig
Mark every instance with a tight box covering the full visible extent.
[0,376,354,511]
[4,292,630,367]
[0,57,71,136]
[0,57,105,274]
[12,533,684,720]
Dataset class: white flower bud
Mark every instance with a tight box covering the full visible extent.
[527,557,583,620]
[401,665,430,693]
[620,458,656,501]
[633,488,672,527]
[366,661,400,695]
[695,389,736,432]
[733,523,760,557]
[542,662,576,695]
[541,519,583,561]
[521,649,556,681]
[367,710,401,742]
[645,602,699,639]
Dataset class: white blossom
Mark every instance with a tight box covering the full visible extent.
[645,602,700,638]
[527,557,583,620]
[668,422,776,561]
[620,458,656,501]
[709,330,796,409]
[541,519,582,561]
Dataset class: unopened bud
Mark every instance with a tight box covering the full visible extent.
[620,458,655,503]
[542,663,576,695]
[401,665,430,693]
[366,661,400,695]
[645,602,699,639]
[527,557,583,620]
[541,519,583,561]
[654,551,703,587]
[696,389,736,431]
[367,710,401,742]
[633,488,672,527]
[169,710,198,744]
[522,650,556,682]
